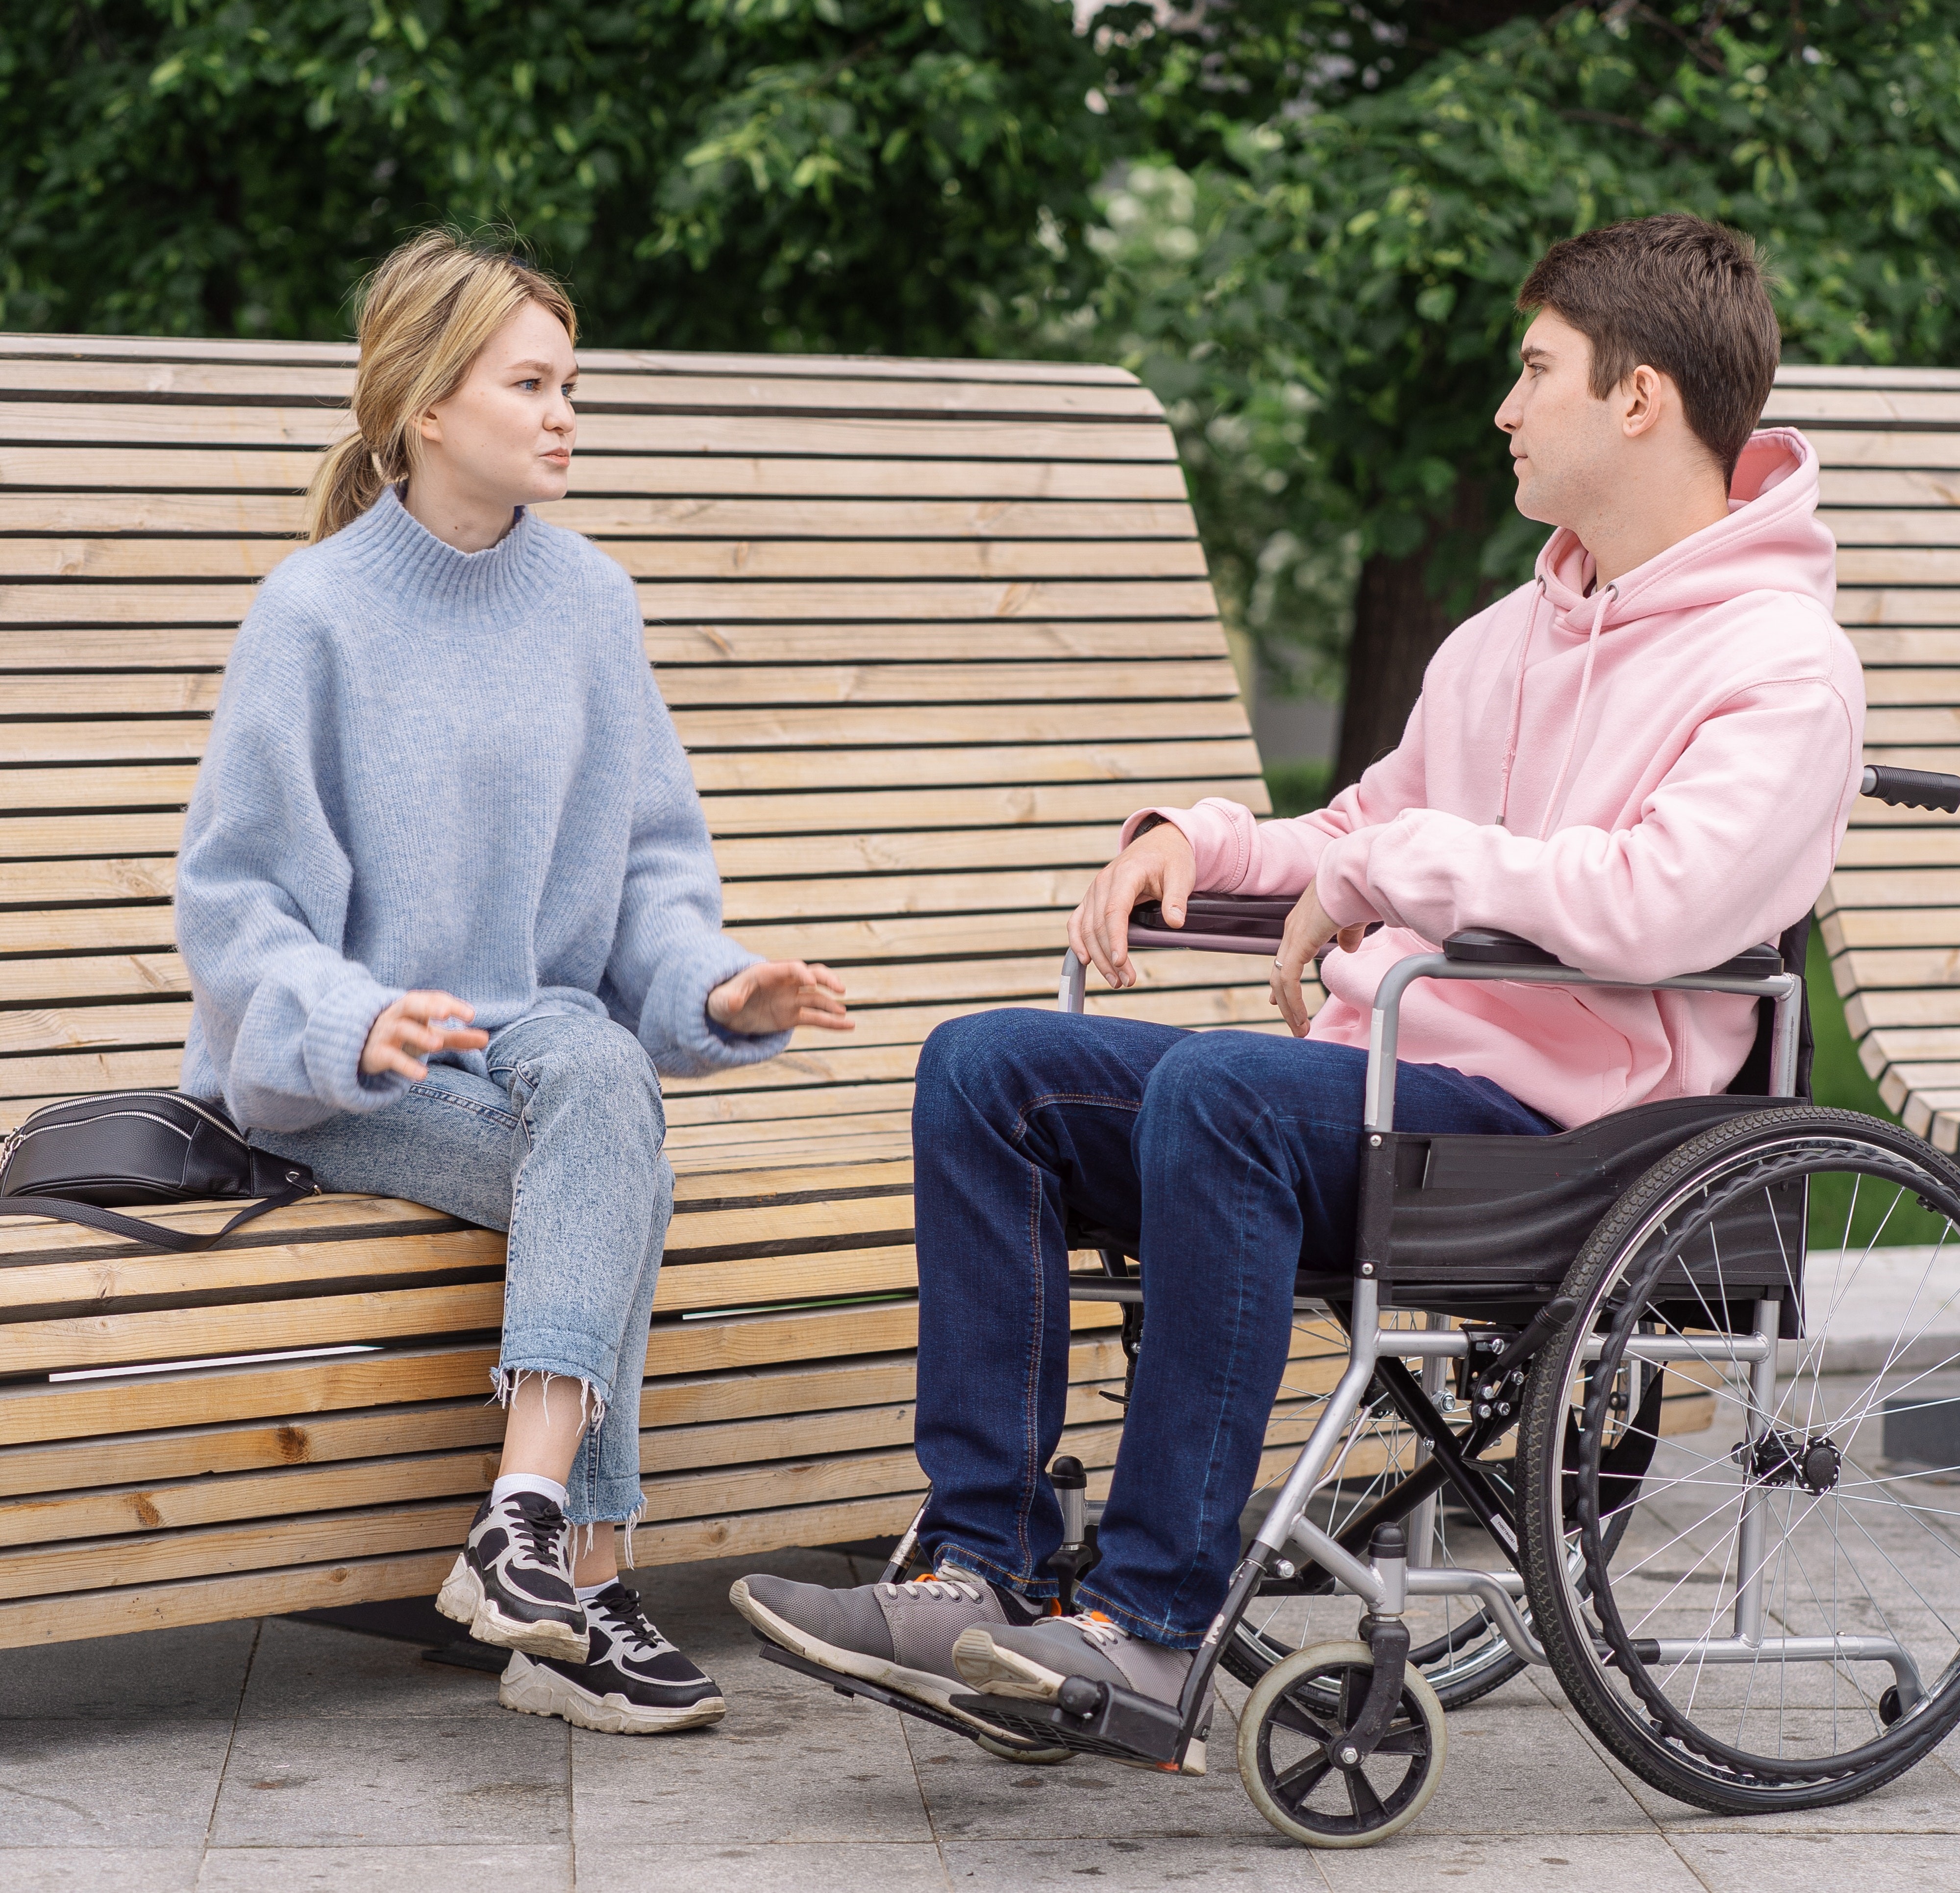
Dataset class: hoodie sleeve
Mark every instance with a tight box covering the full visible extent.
[173,608,408,1134]
[1312,677,1860,982]
[1118,694,1433,894]
[599,663,791,1076]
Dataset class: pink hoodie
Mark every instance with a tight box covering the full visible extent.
[1123,428,1865,1128]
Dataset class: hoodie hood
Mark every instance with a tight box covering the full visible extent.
[1535,427,1836,633]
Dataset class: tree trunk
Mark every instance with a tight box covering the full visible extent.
[1332,484,1491,792]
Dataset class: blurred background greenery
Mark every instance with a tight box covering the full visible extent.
[4,0,1948,1118]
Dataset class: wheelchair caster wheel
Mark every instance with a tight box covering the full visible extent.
[1881,1686,1907,1727]
[975,1733,1072,1765]
[1238,1641,1445,1849]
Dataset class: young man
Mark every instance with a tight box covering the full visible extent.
[729,214,1866,1760]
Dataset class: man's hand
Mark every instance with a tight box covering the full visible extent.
[360,990,490,1082]
[1268,884,1368,1037]
[708,961,852,1036]
[1068,823,1197,991]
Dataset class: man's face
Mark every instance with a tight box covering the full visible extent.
[1494,309,1625,529]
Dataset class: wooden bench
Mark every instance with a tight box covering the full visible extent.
[0,335,1295,1647]
[1773,369,1960,1151]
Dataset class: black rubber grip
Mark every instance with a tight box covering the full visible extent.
[1863,765,1960,812]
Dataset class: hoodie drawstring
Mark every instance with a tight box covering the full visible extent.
[1536,581,1617,841]
[1495,578,1545,828]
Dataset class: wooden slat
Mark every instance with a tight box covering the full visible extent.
[0,404,1178,461]
[2,658,1240,721]
[0,535,1210,584]
[3,701,1248,768]
[0,782,1261,862]
[0,448,1193,501]
[0,359,1165,419]
[0,332,1140,382]
[0,493,1200,541]
[0,741,1262,809]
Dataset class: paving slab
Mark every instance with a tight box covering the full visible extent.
[0,1618,257,1721]
[0,1846,204,1892]
[238,1617,509,1723]
[940,1834,1321,1887]
[195,1843,574,1890]
[1672,1830,1960,1890]
[579,1841,950,1891]
[0,1717,235,1846]
[1312,1830,1706,1892]
[211,1711,570,1847]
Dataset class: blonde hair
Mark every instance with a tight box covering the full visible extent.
[306,230,576,542]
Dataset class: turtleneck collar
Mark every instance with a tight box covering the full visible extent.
[332,483,551,617]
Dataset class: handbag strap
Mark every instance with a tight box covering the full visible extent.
[0,1176,318,1254]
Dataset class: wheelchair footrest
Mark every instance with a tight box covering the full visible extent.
[750,1636,1061,1757]
[947,1682,1198,1771]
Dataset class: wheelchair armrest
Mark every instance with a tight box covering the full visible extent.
[1442,928,1785,982]
[1442,928,1565,968]
[1131,895,1292,949]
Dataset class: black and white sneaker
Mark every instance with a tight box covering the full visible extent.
[500,1584,726,1734]
[436,1491,588,1661]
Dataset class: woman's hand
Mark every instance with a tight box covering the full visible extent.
[360,990,491,1081]
[708,962,852,1036]
[1268,884,1368,1037]
[1067,823,1197,991]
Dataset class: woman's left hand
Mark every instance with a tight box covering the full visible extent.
[707,961,853,1036]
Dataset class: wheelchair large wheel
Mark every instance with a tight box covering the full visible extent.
[1519,1105,1960,1813]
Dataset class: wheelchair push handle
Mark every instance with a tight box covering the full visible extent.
[1862,765,1960,813]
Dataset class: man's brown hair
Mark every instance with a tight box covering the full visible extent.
[1516,213,1781,481]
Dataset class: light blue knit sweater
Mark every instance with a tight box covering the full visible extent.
[175,486,785,1134]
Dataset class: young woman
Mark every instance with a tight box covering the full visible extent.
[174,230,850,1735]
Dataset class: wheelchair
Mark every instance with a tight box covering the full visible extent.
[759,763,1960,1848]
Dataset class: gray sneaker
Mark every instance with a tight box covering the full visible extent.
[952,1612,1209,1774]
[730,1565,1043,1738]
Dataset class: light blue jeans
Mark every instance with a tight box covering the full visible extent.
[252,1011,671,1528]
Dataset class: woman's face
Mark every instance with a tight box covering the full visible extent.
[418,299,578,508]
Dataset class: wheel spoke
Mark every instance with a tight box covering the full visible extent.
[1345,1766,1388,1822]
[1271,1751,1335,1810]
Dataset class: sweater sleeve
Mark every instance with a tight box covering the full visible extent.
[173,609,408,1133]
[600,663,791,1076]
[1312,678,1859,979]
[1117,693,1432,895]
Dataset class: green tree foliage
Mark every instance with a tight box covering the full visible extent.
[1072,2,1960,772]
[0,0,1115,352]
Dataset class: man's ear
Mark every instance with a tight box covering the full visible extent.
[1620,364,1671,443]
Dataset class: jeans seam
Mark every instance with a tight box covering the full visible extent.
[406,1084,521,1134]
[1018,1156,1044,1581]
[1009,1091,1141,1147]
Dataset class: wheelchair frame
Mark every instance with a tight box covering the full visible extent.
[1033,918,1930,1772]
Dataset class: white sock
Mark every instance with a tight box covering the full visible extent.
[574,1579,614,1603]
[490,1473,568,1510]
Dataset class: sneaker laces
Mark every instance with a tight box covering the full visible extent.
[499,1495,569,1568]
[590,1587,675,1661]
[881,1569,986,1606]
[1063,1611,1126,1653]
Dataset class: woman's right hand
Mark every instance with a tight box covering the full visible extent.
[360,990,490,1082]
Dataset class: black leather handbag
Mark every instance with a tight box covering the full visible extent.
[0,1092,317,1253]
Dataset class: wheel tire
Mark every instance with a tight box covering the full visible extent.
[1237,1641,1447,1848]
[975,1733,1071,1765]
[1517,1104,1960,1814]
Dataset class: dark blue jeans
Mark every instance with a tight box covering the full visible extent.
[911,1010,1555,1648]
